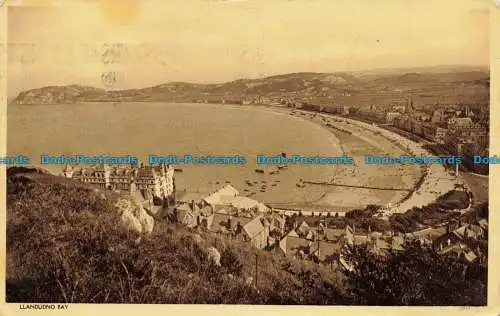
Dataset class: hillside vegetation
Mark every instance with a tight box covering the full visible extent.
[6,169,487,305]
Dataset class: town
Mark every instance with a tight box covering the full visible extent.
[61,114,488,272]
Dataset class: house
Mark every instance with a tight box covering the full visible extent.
[317,224,354,244]
[202,185,269,215]
[390,235,405,251]
[405,226,446,241]
[207,212,269,249]
[447,117,473,130]
[207,212,252,235]
[266,212,286,236]
[478,219,488,231]
[230,196,269,213]
[435,127,447,144]
[242,216,269,249]
[439,243,478,263]
[177,192,206,205]
[278,231,311,259]
[175,203,200,228]
[433,230,463,251]
[453,224,484,240]
[309,240,343,264]
[369,238,391,256]
[203,184,239,206]
[66,163,175,198]
[386,112,402,124]
[353,235,369,245]
[296,221,311,237]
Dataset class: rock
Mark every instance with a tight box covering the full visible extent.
[245,276,253,285]
[115,197,155,235]
[206,247,221,266]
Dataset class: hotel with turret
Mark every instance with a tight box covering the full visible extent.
[62,163,175,199]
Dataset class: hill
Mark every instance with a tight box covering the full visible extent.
[10,66,489,106]
[5,168,348,304]
[6,168,487,305]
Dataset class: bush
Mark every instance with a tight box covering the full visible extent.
[220,248,244,276]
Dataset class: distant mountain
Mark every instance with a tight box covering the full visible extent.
[10,66,490,106]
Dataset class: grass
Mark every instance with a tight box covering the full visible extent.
[6,169,349,304]
[6,168,486,305]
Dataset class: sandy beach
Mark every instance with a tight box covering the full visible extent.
[271,108,460,217]
[276,109,422,212]
[321,114,458,215]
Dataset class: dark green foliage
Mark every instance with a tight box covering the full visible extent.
[220,248,244,276]
[344,242,487,305]
[476,202,488,219]
[389,190,471,233]
[436,190,470,210]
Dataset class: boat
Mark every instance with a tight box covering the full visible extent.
[174,168,183,172]
[255,169,265,174]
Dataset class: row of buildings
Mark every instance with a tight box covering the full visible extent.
[62,163,175,199]
[170,185,285,249]
[276,216,488,270]
[301,97,489,174]
[168,184,488,271]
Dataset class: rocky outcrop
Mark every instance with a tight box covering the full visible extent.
[115,196,155,235]
[206,247,221,266]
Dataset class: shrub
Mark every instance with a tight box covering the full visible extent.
[220,248,244,276]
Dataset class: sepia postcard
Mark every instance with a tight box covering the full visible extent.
[0,0,499,314]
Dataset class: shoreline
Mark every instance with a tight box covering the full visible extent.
[311,111,458,215]
[9,102,454,215]
[279,108,423,212]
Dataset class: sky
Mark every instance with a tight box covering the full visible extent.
[6,0,490,97]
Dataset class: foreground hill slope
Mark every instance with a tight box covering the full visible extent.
[6,168,487,305]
